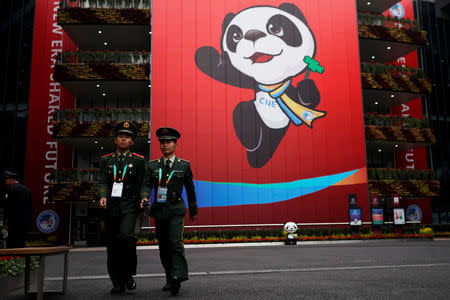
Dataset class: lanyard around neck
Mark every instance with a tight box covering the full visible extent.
[113,164,128,182]
[158,168,174,186]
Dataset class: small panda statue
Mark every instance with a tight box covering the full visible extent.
[283,222,298,245]
[195,3,326,168]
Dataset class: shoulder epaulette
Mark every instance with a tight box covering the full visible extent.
[101,153,114,158]
[179,158,190,163]
[149,158,159,163]
[132,152,144,158]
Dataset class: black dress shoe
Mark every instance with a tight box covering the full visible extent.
[162,282,172,292]
[111,285,125,294]
[170,279,181,295]
[126,277,136,290]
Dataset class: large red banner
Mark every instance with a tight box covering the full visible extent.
[26,0,74,237]
[151,0,369,225]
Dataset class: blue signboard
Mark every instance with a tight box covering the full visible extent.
[349,208,362,226]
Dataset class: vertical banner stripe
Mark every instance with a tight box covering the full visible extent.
[26,0,73,236]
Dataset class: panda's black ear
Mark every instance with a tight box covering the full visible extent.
[222,13,235,34]
[279,3,307,25]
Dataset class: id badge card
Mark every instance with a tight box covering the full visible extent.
[111,182,124,197]
[157,187,167,203]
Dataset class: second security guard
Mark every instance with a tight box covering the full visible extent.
[140,127,198,295]
[96,121,145,294]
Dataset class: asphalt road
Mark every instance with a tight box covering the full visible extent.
[5,239,450,299]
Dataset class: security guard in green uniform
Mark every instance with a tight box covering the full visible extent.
[96,121,145,294]
[140,127,198,295]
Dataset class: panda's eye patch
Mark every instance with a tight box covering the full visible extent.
[226,25,243,53]
[266,14,302,47]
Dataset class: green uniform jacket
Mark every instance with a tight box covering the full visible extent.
[97,152,146,216]
[140,156,197,219]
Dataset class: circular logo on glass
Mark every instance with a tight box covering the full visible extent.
[36,210,59,234]
[390,3,405,19]
[406,204,422,222]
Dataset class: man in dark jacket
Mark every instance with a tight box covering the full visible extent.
[96,121,146,294]
[141,127,198,295]
[3,170,32,248]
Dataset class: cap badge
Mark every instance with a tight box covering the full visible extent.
[124,122,130,128]
[162,128,168,133]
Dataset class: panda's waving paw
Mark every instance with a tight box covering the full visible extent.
[296,79,320,109]
[195,47,255,89]
[195,46,222,78]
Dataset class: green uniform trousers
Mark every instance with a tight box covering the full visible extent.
[106,213,137,285]
[155,215,188,282]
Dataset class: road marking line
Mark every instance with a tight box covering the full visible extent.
[70,239,450,252]
[71,240,366,252]
[46,263,450,281]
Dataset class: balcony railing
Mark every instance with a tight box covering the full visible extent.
[49,182,97,202]
[368,180,440,197]
[365,113,431,128]
[51,168,99,183]
[361,62,431,94]
[357,12,427,45]
[365,125,435,144]
[358,12,422,30]
[54,62,150,81]
[368,168,436,181]
[60,0,151,9]
[58,51,150,64]
[57,5,150,25]
[367,168,440,197]
[53,107,150,122]
[49,167,98,202]
[52,108,150,138]
[53,120,150,138]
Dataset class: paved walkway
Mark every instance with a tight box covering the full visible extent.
[6,239,450,299]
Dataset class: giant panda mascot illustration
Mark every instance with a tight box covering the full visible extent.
[195,3,326,168]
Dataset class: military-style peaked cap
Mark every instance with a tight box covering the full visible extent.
[156,127,181,141]
[114,121,137,138]
[5,170,19,179]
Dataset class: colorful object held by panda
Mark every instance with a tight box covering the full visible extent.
[303,56,324,80]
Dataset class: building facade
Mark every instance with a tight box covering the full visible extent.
[1,0,448,246]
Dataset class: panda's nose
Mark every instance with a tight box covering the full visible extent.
[244,30,267,43]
